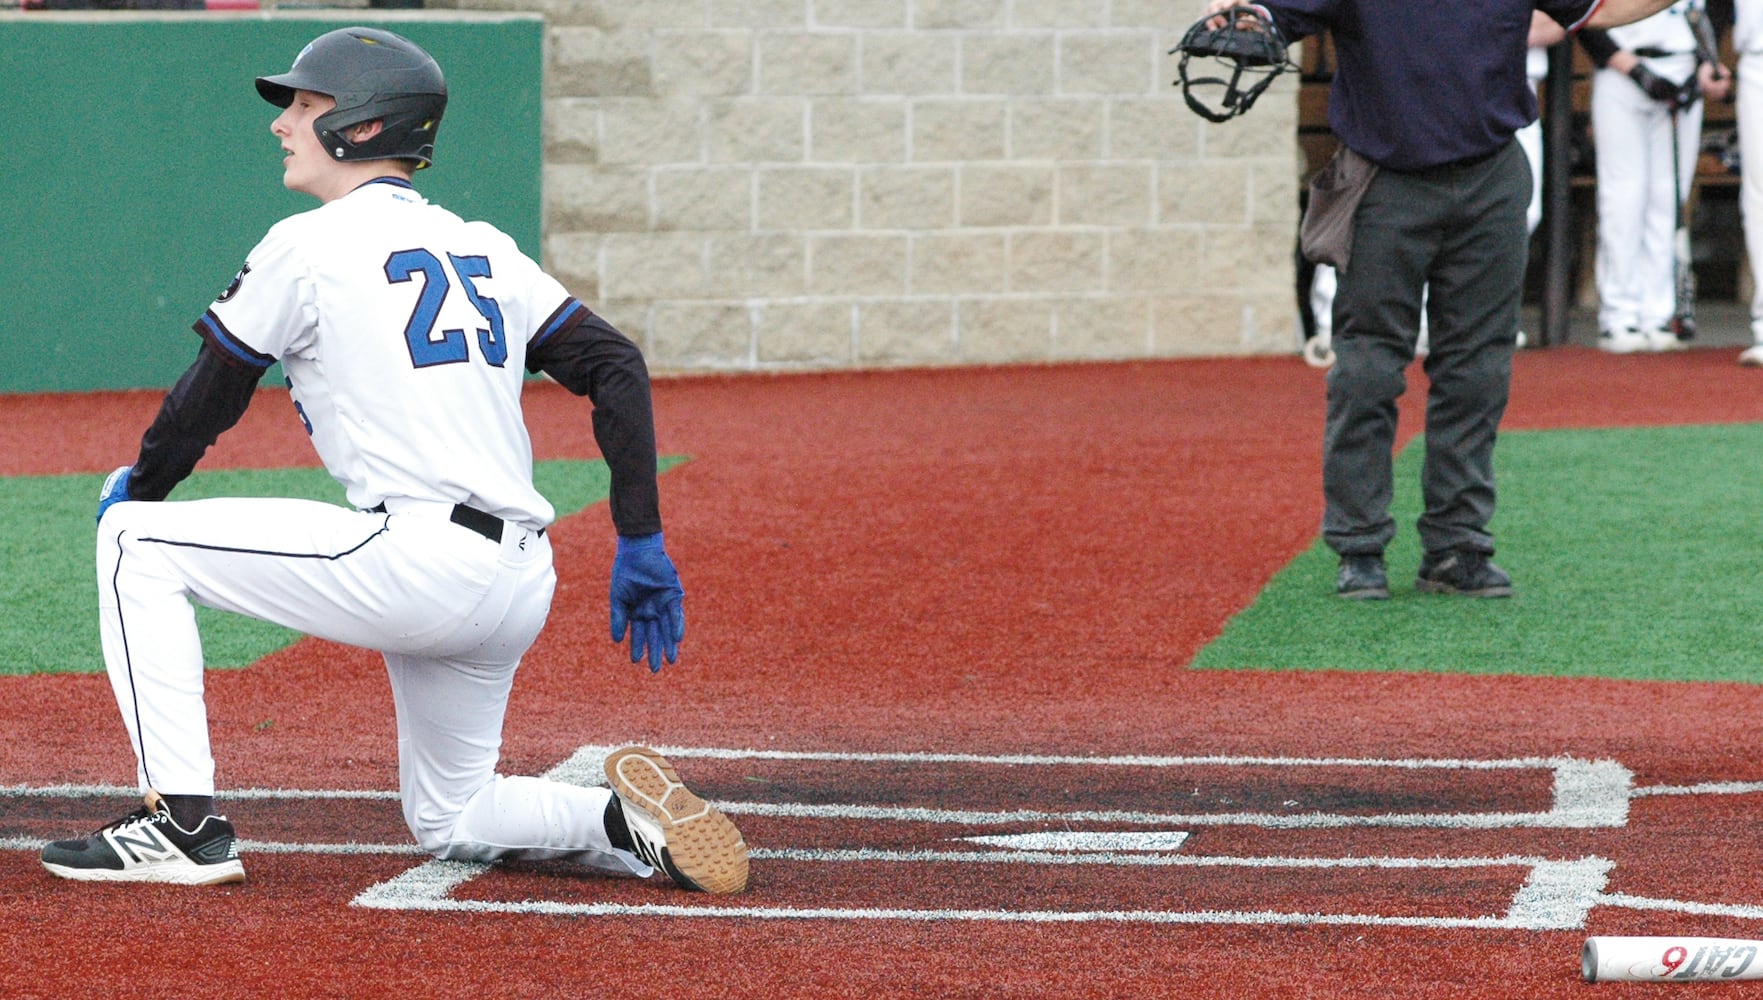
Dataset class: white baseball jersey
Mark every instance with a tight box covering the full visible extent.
[1738,0,1763,55]
[1587,0,1705,336]
[1736,0,1763,342]
[100,175,657,878]
[1605,0,1701,61]
[200,177,565,529]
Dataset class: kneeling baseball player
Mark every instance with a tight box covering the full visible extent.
[40,26,748,895]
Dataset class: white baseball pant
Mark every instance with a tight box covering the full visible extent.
[1590,63,1704,335]
[97,495,644,874]
[1740,52,1763,343]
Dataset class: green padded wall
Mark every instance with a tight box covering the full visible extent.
[0,15,544,392]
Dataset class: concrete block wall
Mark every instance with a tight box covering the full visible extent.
[437,0,1300,371]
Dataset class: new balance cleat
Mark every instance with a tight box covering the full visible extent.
[605,745,749,894]
[41,791,245,886]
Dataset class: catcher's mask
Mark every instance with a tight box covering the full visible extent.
[1172,6,1297,123]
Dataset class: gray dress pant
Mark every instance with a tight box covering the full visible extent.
[1322,139,1530,558]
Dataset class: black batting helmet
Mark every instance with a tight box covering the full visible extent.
[256,26,447,168]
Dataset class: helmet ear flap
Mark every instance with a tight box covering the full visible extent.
[314,94,443,168]
[1172,5,1297,123]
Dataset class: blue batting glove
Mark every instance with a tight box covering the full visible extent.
[96,465,134,525]
[609,532,685,673]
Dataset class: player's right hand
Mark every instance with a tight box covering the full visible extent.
[1700,60,1733,105]
[96,465,134,525]
[609,532,686,673]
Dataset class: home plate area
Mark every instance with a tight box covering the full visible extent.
[12,746,1763,927]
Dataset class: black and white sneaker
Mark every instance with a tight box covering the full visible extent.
[605,746,749,894]
[41,791,245,886]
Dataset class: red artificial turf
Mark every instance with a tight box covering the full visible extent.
[3,346,1763,998]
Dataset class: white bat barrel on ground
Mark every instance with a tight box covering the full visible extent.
[1583,936,1763,982]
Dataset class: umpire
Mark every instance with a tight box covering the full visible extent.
[1203,0,1684,600]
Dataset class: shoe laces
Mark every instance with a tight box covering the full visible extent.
[93,805,160,837]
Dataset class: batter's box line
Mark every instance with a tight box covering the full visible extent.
[542,746,1636,830]
[351,855,1616,929]
[0,750,1648,830]
[0,751,1638,856]
[350,746,1631,928]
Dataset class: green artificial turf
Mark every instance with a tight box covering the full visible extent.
[1194,423,1763,682]
[0,458,680,676]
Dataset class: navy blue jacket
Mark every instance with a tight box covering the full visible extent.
[1261,0,1601,170]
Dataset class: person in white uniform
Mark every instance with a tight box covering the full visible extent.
[1732,0,1763,364]
[39,26,749,895]
[1580,1,1732,353]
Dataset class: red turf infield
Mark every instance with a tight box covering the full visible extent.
[4,345,1763,998]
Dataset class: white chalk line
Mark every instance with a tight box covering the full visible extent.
[10,830,1747,927]
[347,749,1624,927]
[535,746,1633,829]
[0,833,1570,871]
[0,784,1602,829]
[12,751,1763,926]
[964,830,1191,852]
[350,855,1616,929]
[757,847,1562,868]
[553,747,1593,770]
[1599,893,1763,920]
[21,771,1758,804]
[1631,780,1763,798]
[0,783,398,800]
[17,774,1755,802]
[0,750,1636,830]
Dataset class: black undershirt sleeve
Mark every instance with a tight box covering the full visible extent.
[129,339,268,501]
[525,307,663,537]
[1706,0,1733,40]
[1577,28,1619,69]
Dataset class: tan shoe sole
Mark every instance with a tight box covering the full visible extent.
[605,745,749,894]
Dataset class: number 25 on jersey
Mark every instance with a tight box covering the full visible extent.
[385,248,508,369]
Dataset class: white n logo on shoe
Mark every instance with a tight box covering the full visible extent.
[107,823,179,865]
[627,834,665,870]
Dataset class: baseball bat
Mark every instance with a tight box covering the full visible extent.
[1670,103,1698,341]
[1583,936,1763,983]
[1668,3,1723,341]
[1685,6,1723,82]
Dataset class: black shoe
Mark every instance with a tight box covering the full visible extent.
[1416,549,1513,598]
[41,791,245,885]
[1336,554,1389,600]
